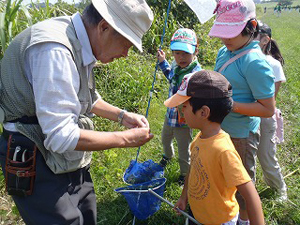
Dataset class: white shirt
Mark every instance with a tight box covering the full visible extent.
[266,55,286,83]
[4,12,98,154]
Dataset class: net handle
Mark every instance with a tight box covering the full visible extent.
[135,0,172,162]
[148,189,201,225]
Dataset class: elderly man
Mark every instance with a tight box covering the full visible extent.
[0,0,153,224]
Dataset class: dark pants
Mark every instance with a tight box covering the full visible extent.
[0,135,96,225]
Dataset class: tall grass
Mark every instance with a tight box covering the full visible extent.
[28,0,77,24]
[0,0,76,59]
[0,0,32,58]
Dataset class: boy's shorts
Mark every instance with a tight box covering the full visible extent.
[186,207,239,225]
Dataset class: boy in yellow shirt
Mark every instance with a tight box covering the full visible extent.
[164,70,264,225]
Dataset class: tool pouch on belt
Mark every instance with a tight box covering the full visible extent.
[5,132,37,197]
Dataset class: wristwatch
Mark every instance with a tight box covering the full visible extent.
[118,110,126,125]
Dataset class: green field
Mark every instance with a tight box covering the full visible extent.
[0,1,299,225]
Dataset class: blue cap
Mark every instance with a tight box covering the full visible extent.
[170,28,197,54]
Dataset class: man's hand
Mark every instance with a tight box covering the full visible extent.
[122,111,150,128]
[120,127,153,147]
[76,127,153,151]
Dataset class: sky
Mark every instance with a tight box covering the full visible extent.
[21,0,81,5]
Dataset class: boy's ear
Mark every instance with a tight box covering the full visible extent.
[200,105,210,119]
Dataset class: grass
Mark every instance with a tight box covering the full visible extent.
[0,3,299,225]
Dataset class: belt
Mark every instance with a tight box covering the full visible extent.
[2,116,38,140]
[7,116,38,124]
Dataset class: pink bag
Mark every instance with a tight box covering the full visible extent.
[275,108,284,144]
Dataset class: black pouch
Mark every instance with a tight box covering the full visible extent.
[5,133,37,197]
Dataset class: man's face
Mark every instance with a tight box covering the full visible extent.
[92,21,133,63]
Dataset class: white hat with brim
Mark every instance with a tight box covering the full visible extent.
[92,0,153,52]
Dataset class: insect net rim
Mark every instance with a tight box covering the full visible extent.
[115,177,167,193]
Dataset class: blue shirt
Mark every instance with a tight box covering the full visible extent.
[214,41,275,138]
[159,59,202,127]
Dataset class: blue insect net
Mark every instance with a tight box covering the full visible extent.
[115,177,166,220]
[123,159,164,184]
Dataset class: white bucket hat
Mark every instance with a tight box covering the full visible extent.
[92,0,154,52]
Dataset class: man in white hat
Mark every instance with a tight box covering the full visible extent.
[0,0,153,224]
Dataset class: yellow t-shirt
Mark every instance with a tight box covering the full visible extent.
[188,131,251,224]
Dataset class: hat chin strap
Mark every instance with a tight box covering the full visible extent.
[236,33,254,51]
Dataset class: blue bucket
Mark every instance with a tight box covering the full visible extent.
[115,178,166,220]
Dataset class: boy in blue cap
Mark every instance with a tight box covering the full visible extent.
[156,28,202,184]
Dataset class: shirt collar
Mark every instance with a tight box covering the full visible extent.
[71,12,96,67]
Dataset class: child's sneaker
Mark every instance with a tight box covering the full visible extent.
[159,155,170,168]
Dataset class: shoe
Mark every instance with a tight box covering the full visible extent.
[159,155,170,168]
[178,175,185,186]
[277,189,288,203]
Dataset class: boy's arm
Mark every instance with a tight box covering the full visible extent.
[174,170,190,214]
[156,49,172,80]
[236,181,265,225]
